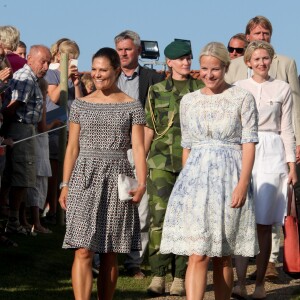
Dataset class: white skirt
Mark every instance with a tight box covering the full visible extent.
[252,132,288,225]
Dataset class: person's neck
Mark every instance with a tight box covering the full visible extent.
[94,85,120,97]
[172,73,188,81]
[202,81,230,95]
[252,74,270,83]
[121,65,138,77]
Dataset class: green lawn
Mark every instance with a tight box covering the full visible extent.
[0,224,163,300]
[1,223,300,300]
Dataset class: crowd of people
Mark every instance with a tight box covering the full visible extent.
[0,14,300,300]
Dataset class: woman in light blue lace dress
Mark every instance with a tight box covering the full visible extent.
[160,42,259,300]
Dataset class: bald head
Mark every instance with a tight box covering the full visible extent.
[27,45,51,78]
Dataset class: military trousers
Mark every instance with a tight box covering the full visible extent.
[147,168,187,278]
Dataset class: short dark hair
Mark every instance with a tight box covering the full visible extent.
[18,40,26,48]
[92,47,120,70]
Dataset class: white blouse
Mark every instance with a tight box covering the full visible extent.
[235,77,296,162]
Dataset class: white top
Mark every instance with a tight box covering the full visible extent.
[235,77,296,162]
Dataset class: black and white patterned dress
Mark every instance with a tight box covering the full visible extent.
[62,98,145,253]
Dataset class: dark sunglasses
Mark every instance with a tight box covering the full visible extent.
[227,46,245,54]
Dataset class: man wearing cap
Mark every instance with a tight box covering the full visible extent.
[144,40,204,296]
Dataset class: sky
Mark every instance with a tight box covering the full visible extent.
[1,0,300,73]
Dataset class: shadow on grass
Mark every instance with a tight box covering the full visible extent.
[0,225,75,300]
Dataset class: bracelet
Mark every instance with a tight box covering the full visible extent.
[59,182,69,189]
[138,183,146,188]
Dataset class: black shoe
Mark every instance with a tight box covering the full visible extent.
[42,213,56,225]
[126,267,145,279]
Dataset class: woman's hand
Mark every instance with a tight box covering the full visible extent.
[129,185,146,204]
[68,64,81,86]
[231,182,248,208]
[288,162,298,185]
[0,67,12,82]
[59,187,68,210]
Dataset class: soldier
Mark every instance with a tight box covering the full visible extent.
[144,40,204,296]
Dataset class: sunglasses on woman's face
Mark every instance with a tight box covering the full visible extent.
[227,46,245,54]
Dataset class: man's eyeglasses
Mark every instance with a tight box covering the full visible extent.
[227,46,245,54]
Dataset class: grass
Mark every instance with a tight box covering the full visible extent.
[1,221,300,300]
[0,222,168,300]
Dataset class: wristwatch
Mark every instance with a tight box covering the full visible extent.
[59,182,69,189]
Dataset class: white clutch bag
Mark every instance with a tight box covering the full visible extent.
[118,174,138,201]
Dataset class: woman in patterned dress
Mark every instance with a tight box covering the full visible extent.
[160,42,259,300]
[59,47,147,300]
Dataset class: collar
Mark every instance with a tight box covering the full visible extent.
[23,64,39,82]
[165,75,194,92]
[121,65,140,79]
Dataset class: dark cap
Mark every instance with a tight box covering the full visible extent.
[164,40,192,59]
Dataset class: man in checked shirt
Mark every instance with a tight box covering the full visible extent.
[3,45,51,235]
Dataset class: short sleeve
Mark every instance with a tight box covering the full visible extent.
[131,101,146,125]
[44,69,60,86]
[69,99,81,124]
[10,77,32,104]
[241,92,259,144]
[180,95,192,149]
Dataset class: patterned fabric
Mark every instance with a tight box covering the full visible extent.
[63,99,146,253]
[160,86,259,257]
[10,64,43,124]
[145,76,204,172]
[147,169,187,278]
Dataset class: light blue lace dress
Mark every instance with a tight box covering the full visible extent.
[160,86,260,257]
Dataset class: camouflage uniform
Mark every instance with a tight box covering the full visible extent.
[145,76,204,278]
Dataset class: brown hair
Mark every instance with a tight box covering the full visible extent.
[245,16,273,36]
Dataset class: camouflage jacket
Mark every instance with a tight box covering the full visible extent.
[145,76,204,172]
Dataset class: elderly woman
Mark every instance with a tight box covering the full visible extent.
[144,40,203,296]
[160,42,259,300]
[233,41,297,299]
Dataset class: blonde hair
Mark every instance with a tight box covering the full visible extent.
[199,42,230,70]
[50,38,70,62]
[0,26,20,51]
[244,40,275,64]
[58,40,80,59]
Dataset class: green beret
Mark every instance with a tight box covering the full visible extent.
[164,40,192,59]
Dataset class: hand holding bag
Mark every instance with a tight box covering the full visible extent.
[118,174,138,201]
[283,184,300,278]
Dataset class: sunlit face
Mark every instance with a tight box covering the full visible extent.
[91,56,120,91]
[14,46,27,59]
[228,38,246,60]
[247,25,271,43]
[200,55,227,93]
[27,48,51,78]
[246,48,272,79]
[115,39,141,69]
[167,55,192,80]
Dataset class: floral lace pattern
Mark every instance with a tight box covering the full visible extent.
[160,86,259,257]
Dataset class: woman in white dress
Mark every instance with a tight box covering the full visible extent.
[160,42,259,300]
[233,41,297,299]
